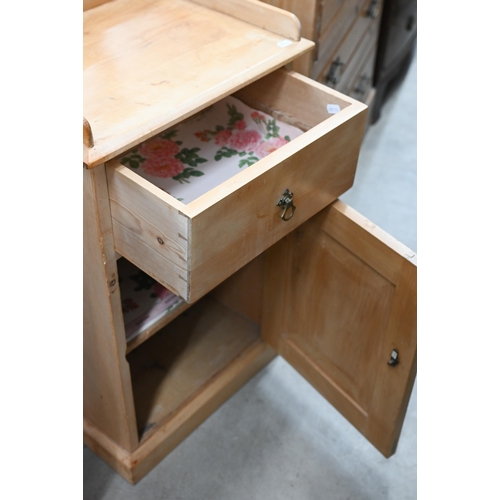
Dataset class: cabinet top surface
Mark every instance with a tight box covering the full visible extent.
[83,0,314,168]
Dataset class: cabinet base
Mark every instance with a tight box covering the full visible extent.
[84,341,276,484]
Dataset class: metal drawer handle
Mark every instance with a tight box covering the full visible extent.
[326,58,344,86]
[277,189,296,221]
[354,75,370,95]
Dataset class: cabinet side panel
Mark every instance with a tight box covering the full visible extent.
[83,166,139,452]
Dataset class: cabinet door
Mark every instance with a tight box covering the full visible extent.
[262,200,416,457]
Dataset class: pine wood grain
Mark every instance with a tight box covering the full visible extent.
[106,164,190,298]
[262,200,416,457]
[83,165,139,452]
[261,0,322,74]
[83,0,113,11]
[83,0,314,168]
[190,0,302,40]
[187,71,367,302]
[129,338,275,483]
[84,418,136,483]
[259,0,319,41]
[128,296,262,441]
[106,70,367,303]
[233,68,352,131]
[210,254,265,325]
[85,294,275,483]
[83,117,93,148]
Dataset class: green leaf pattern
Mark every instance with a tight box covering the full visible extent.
[117,96,303,203]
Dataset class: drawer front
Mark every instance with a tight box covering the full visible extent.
[319,0,349,35]
[320,9,376,93]
[312,0,367,80]
[347,45,377,103]
[107,70,367,303]
[340,18,378,97]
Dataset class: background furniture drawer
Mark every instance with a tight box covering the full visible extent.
[319,2,375,89]
[336,19,378,95]
[382,0,417,69]
[106,69,367,303]
[312,0,367,80]
[319,0,349,35]
[347,45,377,103]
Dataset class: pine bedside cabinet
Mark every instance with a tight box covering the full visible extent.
[83,0,416,484]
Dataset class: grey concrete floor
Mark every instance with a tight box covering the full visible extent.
[84,55,417,499]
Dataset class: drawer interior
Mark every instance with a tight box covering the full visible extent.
[107,69,366,303]
[115,70,352,207]
[117,95,305,205]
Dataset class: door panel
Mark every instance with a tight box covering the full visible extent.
[262,200,416,457]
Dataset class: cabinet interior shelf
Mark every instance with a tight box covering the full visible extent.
[127,295,265,443]
[118,257,193,353]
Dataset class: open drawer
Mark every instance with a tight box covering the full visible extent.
[106,69,367,302]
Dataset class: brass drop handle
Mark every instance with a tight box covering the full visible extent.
[277,189,296,221]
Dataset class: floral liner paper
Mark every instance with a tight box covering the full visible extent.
[119,96,304,204]
[118,258,184,342]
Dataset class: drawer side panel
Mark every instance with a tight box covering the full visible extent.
[107,164,190,298]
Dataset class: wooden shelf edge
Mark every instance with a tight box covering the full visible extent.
[126,300,193,354]
[189,0,302,40]
[83,117,93,167]
[83,117,94,148]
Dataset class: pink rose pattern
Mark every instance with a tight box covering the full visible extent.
[118,258,184,342]
[228,129,261,150]
[214,129,232,146]
[119,98,295,188]
[119,129,208,184]
[193,102,292,168]
[138,138,185,178]
[253,136,289,158]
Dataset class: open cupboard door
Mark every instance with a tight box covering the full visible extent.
[262,200,416,457]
